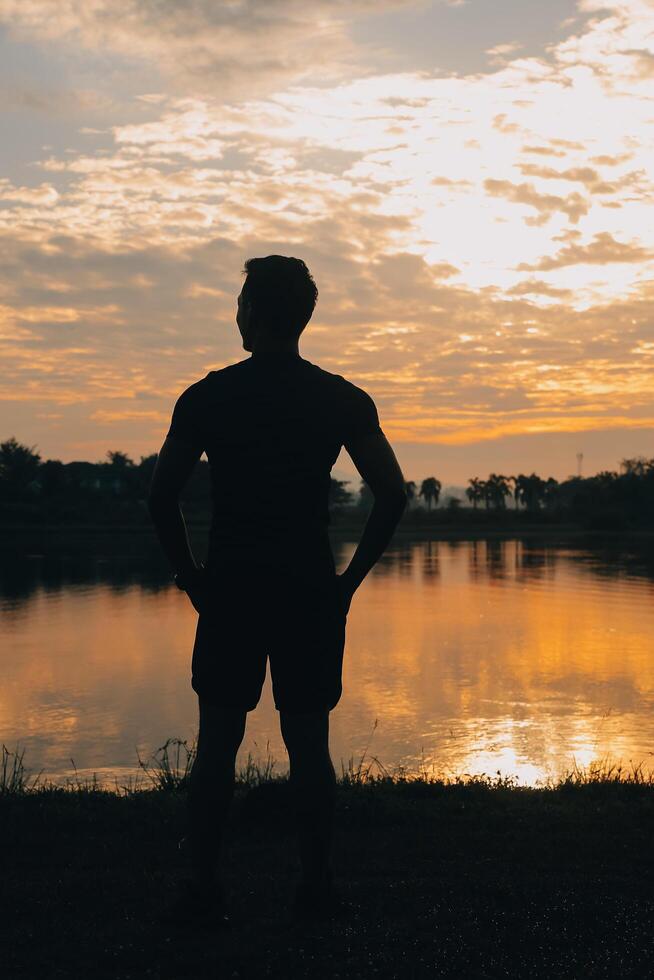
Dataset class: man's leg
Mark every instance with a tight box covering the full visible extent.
[279,709,336,888]
[187,698,247,890]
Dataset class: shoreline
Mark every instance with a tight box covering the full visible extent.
[2,521,653,540]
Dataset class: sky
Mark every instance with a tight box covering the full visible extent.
[1,0,653,485]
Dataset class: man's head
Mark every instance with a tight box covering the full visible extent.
[236,255,318,351]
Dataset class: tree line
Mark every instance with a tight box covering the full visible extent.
[403,473,587,511]
[1,436,654,529]
[404,466,654,527]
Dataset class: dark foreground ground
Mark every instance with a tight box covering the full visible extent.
[2,768,654,980]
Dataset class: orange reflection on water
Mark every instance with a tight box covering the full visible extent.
[1,583,199,777]
[2,538,654,786]
[336,539,654,784]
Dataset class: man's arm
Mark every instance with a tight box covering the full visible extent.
[339,428,407,605]
[147,435,204,586]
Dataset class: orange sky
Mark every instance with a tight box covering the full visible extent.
[1,0,653,484]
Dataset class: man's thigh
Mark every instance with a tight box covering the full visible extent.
[190,569,269,711]
[268,571,346,714]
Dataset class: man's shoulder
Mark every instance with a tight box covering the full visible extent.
[206,357,252,380]
[183,358,373,407]
[301,359,371,401]
[198,358,253,391]
[173,360,249,406]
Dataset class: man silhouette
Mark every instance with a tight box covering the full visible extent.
[148,255,407,926]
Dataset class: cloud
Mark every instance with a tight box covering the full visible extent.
[517,163,648,198]
[517,232,653,271]
[491,113,523,135]
[621,47,654,77]
[0,0,420,96]
[483,178,589,225]
[590,152,633,165]
[90,409,166,423]
[486,42,524,68]
[518,164,601,186]
[430,176,472,188]
[386,414,654,446]
[521,145,569,158]
[3,223,654,463]
[1,0,654,476]
[0,180,59,205]
[506,280,573,299]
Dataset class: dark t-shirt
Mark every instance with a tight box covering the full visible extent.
[166,351,382,570]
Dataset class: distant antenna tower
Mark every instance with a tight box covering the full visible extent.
[576,452,583,477]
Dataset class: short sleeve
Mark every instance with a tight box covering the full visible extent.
[342,383,382,445]
[166,380,206,451]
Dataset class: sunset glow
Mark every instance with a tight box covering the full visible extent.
[1,0,653,480]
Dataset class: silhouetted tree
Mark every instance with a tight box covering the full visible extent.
[107,450,134,470]
[543,477,559,510]
[39,459,66,497]
[65,461,101,495]
[419,477,441,510]
[513,474,528,510]
[358,480,375,510]
[138,454,158,496]
[466,477,483,510]
[621,456,652,477]
[5,437,654,529]
[617,457,654,524]
[514,473,546,512]
[104,449,136,497]
[0,437,41,499]
[329,478,353,509]
[507,475,519,509]
[484,473,511,510]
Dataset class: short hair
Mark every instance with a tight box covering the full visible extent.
[241,255,318,338]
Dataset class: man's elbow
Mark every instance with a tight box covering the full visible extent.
[375,487,408,516]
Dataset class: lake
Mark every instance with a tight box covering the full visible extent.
[2,533,654,787]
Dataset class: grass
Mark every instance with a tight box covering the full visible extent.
[2,740,654,979]
[6,730,654,796]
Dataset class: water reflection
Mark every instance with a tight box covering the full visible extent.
[0,554,170,608]
[1,534,654,786]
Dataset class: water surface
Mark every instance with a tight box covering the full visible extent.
[2,535,654,786]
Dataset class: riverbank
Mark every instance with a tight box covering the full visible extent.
[2,518,653,542]
[3,749,654,979]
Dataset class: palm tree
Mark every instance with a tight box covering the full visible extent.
[419,477,442,511]
[542,477,559,511]
[105,449,135,496]
[514,474,529,510]
[465,477,483,509]
[405,480,417,507]
[485,473,511,510]
[620,457,651,477]
[515,473,546,512]
[507,475,519,509]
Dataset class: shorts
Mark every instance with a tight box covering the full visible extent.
[190,560,347,713]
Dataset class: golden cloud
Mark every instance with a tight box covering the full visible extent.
[1,0,653,473]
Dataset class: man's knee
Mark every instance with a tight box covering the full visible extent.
[280,709,330,755]
[197,700,248,755]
